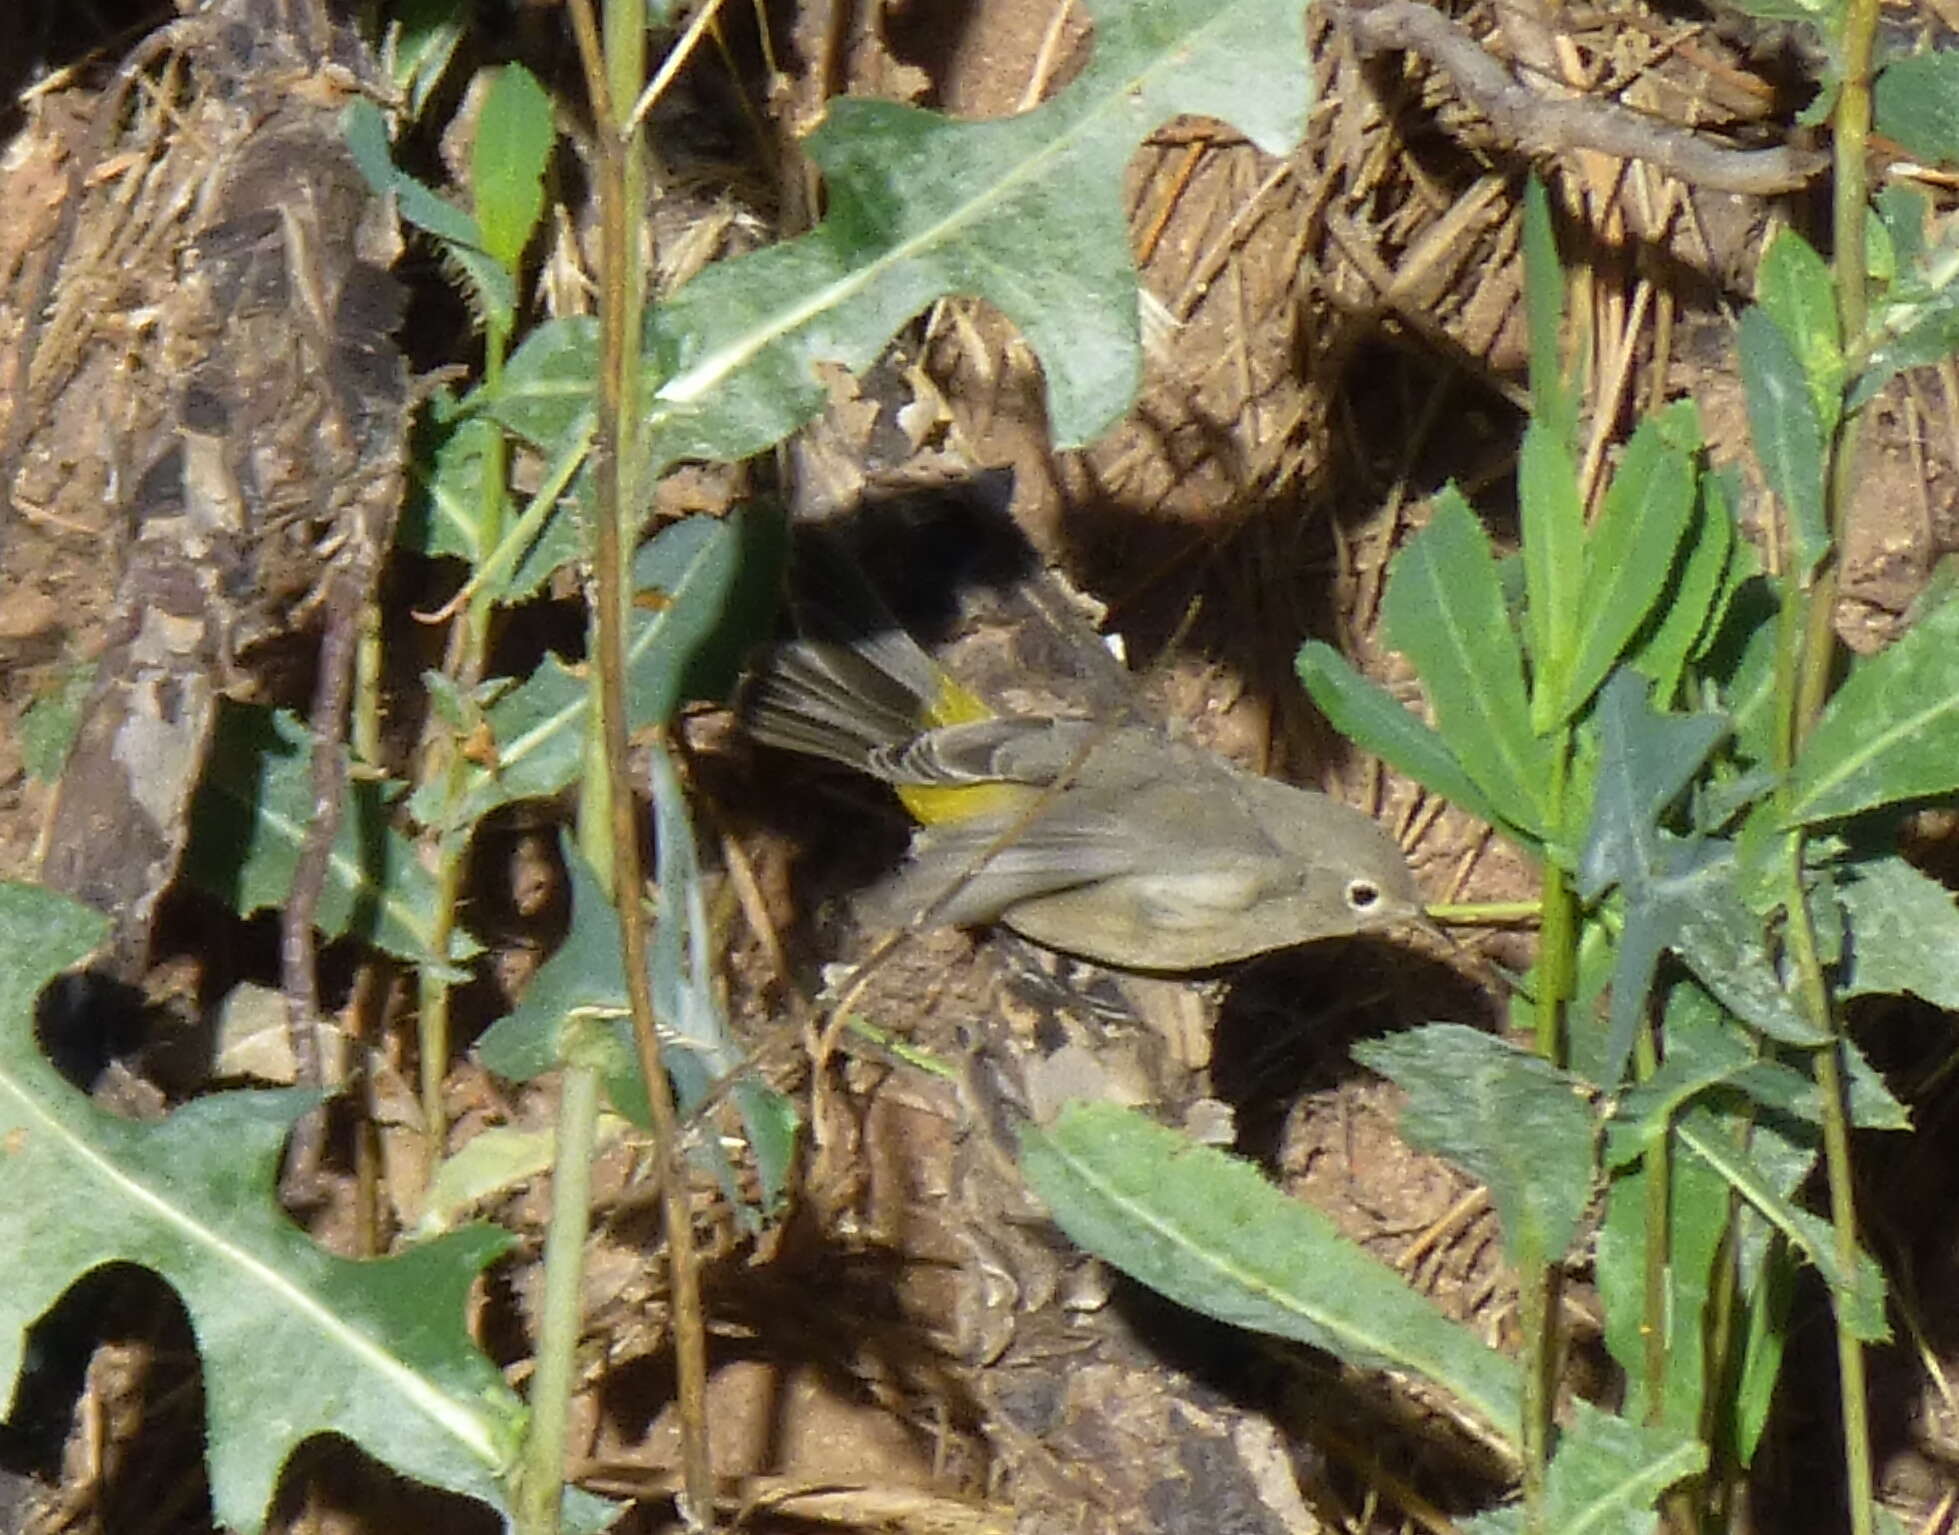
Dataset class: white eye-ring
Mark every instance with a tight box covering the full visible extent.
[1346,878,1383,912]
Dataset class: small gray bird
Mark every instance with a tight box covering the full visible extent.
[744,619,1427,972]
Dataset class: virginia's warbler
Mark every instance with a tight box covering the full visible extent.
[744,616,1426,972]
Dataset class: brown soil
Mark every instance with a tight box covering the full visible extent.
[2,0,1957,1532]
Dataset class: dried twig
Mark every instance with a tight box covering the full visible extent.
[1332,0,1826,195]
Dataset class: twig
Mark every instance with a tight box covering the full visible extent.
[1330,0,1826,195]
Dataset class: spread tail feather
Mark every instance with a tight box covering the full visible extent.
[742,632,938,770]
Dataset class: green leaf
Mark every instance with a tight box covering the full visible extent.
[640,0,1314,461]
[0,885,621,1534]
[1355,1025,1595,1271]
[427,507,780,828]
[1838,852,1959,1007]
[343,99,516,334]
[1788,592,1959,822]
[1676,1108,1888,1341]
[388,0,469,115]
[1553,404,1701,724]
[472,65,554,275]
[647,745,794,1212]
[19,660,96,783]
[402,391,588,602]
[185,703,480,967]
[1874,183,1930,275]
[1738,306,1829,577]
[475,830,791,1216]
[1728,1241,1793,1466]
[416,1117,631,1238]
[1295,642,1515,836]
[1630,468,1738,703]
[486,317,601,453]
[1712,0,1842,31]
[1464,1399,1704,1535]
[1875,52,1959,168]
[1672,871,1823,1046]
[632,501,788,722]
[1755,229,1843,431]
[475,839,641,1095]
[1519,420,1585,730]
[1521,176,1576,447]
[1598,1091,1730,1432]
[1018,1101,1522,1446]
[1575,673,1814,1075]
[1381,490,1547,836]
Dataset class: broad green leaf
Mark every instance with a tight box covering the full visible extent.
[1875,52,1959,168]
[1519,420,1585,730]
[486,317,601,453]
[1700,573,1782,771]
[1600,982,1756,1169]
[1577,672,1730,903]
[1295,642,1514,836]
[472,65,554,274]
[1852,192,1959,408]
[401,394,490,561]
[1854,274,1959,412]
[1838,852,1959,1008]
[1355,1025,1594,1271]
[401,400,587,601]
[410,653,584,831]
[1788,592,1959,822]
[1876,184,1930,274]
[1018,1101,1522,1446]
[0,884,618,1534]
[634,500,788,720]
[1672,875,1823,1046]
[1738,306,1829,577]
[1553,405,1701,724]
[639,0,1314,463]
[185,703,481,967]
[1381,491,1547,835]
[1464,1398,1704,1535]
[1755,229,1843,430]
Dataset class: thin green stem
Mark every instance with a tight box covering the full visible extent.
[1776,0,1882,1522]
[514,1062,603,1535]
[1518,739,1575,1533]
[417,320,516,1145]
[1780,829,1874,1535]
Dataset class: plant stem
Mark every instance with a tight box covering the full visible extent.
[1519,739,1575,1531]
[419,331,514,1147]
[580,0,716,1523]
[1781,0,1881,1523]
[515,1061,602,1535]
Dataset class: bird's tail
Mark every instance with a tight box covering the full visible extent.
[740,536,995,772]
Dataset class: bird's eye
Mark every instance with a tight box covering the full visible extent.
[1346,878,1382,912]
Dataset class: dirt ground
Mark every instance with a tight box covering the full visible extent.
[2,0,1958,1532]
